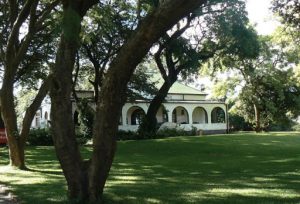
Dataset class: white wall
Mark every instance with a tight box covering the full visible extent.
[119,101,227,132]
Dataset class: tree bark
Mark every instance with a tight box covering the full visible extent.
[50,33,88,200]
[140,78,176,133]
[88,1,207,201]
[1,66,53,170]
[254,103,261,132]
[1,62,25,169]
[19,75,52,144]
[49,0,98,200]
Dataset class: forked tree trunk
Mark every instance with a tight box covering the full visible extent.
[49,1,98,200]
[1,73,52,169]
[1,0,59,170]
[254,104,261,132]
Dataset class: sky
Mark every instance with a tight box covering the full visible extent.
[246,0,280,35]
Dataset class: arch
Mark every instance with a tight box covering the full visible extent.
[211,107,226,123]
[172,106,189,124]
[192,107,208,124]
[127,106,145,125]
[156,105,168,124]
[44,111,48,120]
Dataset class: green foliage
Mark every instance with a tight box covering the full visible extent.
[79,3,158,99]
[117,127,197,141]
[27,128,53,146]
[127,66,159,100]
[292,123,300,131]
[229,112,253,131]
[268,119,296,131]
[219,34,300,131]
[156,127,197,138]
[0,1,61,89]
[75,98,94,140]
[116,130,139,141]
[272,0,300,30]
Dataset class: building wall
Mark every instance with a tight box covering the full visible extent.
[119,101,227,133]
[32,96,228,134]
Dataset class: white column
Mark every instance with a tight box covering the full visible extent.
[188,108,193,125]
[122,107,127,125]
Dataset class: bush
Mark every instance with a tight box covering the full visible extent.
[229,114,252,132]
[292,124,300,131]
[116,127,197,141]
[267,119,296,131]
[27,128,53,146]
[116,130,139,140]
[28,128,90,146]
[156,127,197,138]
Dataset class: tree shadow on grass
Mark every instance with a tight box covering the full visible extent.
[1,134,300,203]
[104,134,300,203]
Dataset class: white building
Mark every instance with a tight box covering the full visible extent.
[31,96,51,129]
[32,82,228,134]
[73,81,228,134]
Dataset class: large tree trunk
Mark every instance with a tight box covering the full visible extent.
[140,79,176,133]
[88,1,207,201]
[50,30,87,201]
[1,63,25,169]
[254,104,261,132]
[49,0,98,200]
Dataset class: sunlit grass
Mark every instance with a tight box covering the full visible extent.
[1,132,300,203]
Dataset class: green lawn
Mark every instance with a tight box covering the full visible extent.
[1,132,300,203]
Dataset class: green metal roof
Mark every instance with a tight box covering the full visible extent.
[169,82,206,95]
[152,74,207,95]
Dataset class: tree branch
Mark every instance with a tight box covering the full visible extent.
[7,0,35,61]
[35,0,60,31]
[19,74,53,145]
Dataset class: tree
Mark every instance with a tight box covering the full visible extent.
[272,0,300,29]
[0,0,59,169]
[72,3,157,137]
[224,36,300,132]
[50,0,218,202]
[139,0,260,134]
[79,2,133,102]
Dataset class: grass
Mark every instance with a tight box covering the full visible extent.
[1,132,300,203]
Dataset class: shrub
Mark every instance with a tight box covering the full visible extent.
[292,124,300,131]
[229,114,252,131]
[116,130,139,140]
[156,127,196,138]
[116,127,197,141]
[27,128,53,146]
[267,119,296,131]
